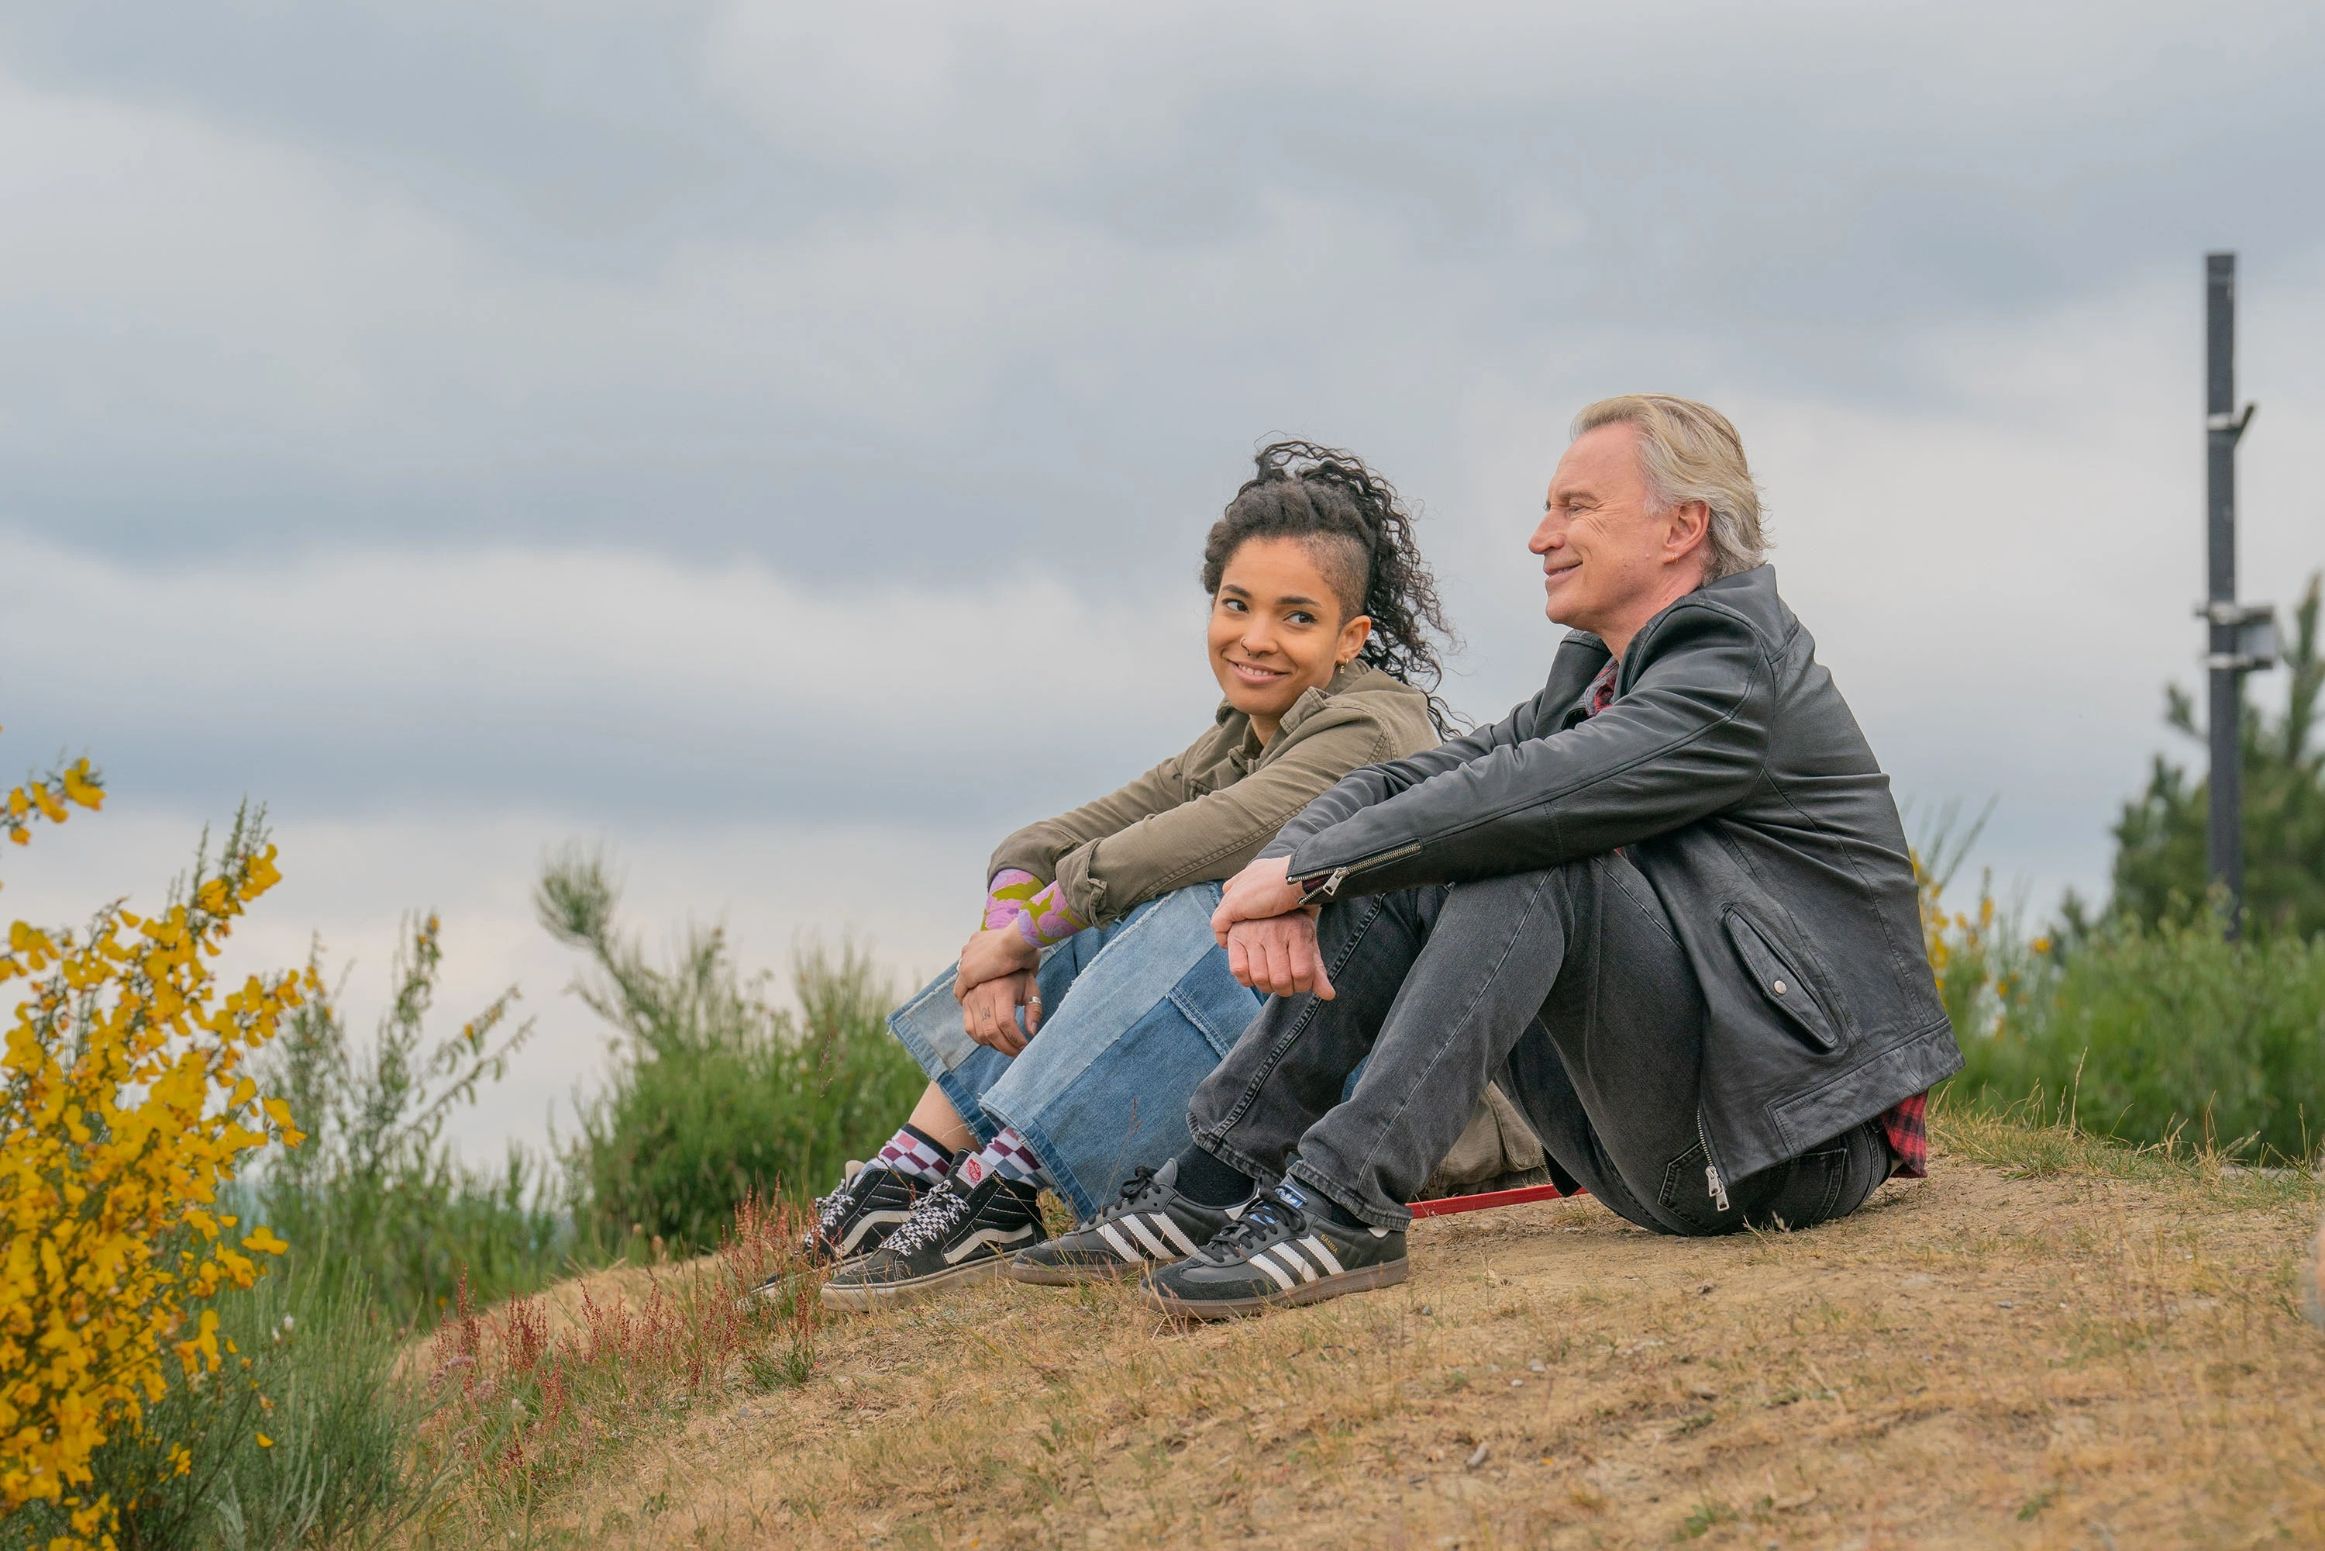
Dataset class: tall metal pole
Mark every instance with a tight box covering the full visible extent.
[2205,253,2248,936]
[2198,255,2273,939]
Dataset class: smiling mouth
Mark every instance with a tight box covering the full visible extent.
[1225,659,1290,684]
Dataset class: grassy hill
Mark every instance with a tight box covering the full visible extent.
[415,1113,2325,1549]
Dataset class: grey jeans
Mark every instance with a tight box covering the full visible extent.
[1186,854,1893,1234]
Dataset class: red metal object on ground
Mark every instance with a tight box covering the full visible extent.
[1408,1182,1578,1219]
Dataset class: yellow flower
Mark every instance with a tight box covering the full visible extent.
[60,761,104,812]
[2,745,303,1547]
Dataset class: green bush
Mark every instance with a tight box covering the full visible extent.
[0,809,583,1551]
[1949,909,2325,1162]
[10,913,582,1551]
[537,848,928,1253]
[256,914,575,1322]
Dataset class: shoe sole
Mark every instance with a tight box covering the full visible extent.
[1141,1257,1409,1320]
[820,1254,1009,1311]
[1004,1253,1148,1287]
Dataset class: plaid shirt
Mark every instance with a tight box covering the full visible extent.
[1584,662,1927,1178]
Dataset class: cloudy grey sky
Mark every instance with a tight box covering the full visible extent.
[5,2,2321,1161]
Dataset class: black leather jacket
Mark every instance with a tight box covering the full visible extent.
[1263,565,1962,1188]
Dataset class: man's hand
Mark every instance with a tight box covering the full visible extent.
[959,969,1040,1055]
[955,924,1038,995]
[1211,855,1311,945]
[1225,912,1335,1001]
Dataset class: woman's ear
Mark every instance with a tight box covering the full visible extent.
[1336,613,1373,665]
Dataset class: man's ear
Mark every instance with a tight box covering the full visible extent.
[1336,613,1374,665]
[1665,499,1712,564]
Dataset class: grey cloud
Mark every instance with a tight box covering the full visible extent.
[0,1,769,258]
[4,0,2323,583]
[6,0,2325,926]
[0,538,1219,835]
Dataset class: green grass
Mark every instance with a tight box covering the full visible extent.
[1934,1102,2323,1215]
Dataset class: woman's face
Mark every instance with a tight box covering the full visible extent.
[1208,535,1372,742]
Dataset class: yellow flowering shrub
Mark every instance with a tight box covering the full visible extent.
[1914,844,2051,1041]
[1,744,308,1550]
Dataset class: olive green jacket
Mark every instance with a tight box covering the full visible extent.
[989,663,1439,927]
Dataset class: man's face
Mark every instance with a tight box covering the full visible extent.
[1530,422,1676,636]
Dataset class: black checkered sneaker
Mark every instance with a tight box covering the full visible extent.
[820,1155,1047,1311]
[800,1161,931,1268]
[1007,1159,1242,1285]
[1141,1180,1406,1319]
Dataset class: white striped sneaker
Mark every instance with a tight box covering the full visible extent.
[1006,1160,1244,1286]
[1141,1180,1407,1319]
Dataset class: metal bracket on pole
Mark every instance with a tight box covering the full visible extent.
[2206,403,2258,441]
[2194,600,2281,674]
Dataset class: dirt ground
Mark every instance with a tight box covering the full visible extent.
[507,1120,2325,1550]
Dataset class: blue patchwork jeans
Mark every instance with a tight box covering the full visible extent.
[885,883,1262,1221]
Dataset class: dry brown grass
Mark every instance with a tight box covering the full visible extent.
[417,1115,2325,1550]
[403,1193,823,1543]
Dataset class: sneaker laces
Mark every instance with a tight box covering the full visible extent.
[811,1185,853,1238]
[1201,1192,1305,1263]
[805,1164,873,1245]
[1092,1166,1161,1225]
[881,1177,974,1256]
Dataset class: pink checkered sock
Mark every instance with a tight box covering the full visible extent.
[958,1126,1048,1190]
[873,1123,953,1186]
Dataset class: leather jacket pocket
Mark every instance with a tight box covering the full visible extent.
[1722,909,1840,1051]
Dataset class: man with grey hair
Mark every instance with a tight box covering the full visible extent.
[1030,394,1963,1317]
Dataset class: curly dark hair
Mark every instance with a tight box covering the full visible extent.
[1199,440,1459,734]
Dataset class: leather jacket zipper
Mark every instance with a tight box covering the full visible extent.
[1302,840,1422,900]
[1698,1111,1731,1213]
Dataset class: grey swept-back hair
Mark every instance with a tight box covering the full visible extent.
[1570,394,1768,581]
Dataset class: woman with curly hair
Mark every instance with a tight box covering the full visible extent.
[776,442,1459,1310]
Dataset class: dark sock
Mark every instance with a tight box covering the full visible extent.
[1275,1173,1371,1230]
[1172,1145,1255,1208]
